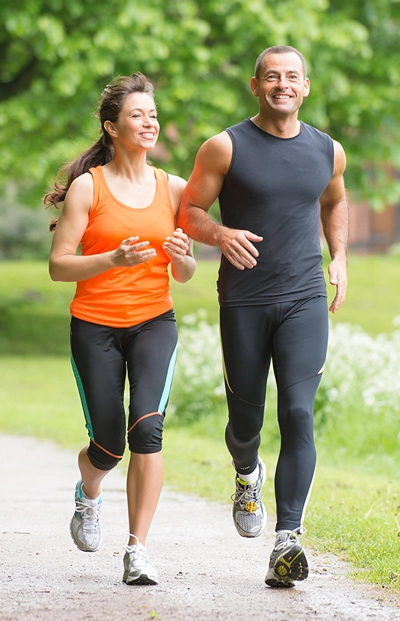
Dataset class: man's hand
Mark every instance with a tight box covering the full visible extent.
[328,257,347,313]
[220,229,263,270]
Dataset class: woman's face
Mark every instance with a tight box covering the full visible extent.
[108,91,160,151]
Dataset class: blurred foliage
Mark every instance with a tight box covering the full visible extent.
[0,198,51,259]
[1,0,400,208]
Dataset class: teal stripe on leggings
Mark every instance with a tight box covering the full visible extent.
[158,343,178,413]
[70,352,94,440]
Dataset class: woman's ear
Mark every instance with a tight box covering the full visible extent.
[103,120,118,137]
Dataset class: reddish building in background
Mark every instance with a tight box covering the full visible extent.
[347,202,400,253]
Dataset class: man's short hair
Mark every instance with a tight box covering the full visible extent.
[254,46,307,79]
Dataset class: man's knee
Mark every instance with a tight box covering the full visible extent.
[226,393,265,443]
[225,422,260,472]
[278,375,321,429]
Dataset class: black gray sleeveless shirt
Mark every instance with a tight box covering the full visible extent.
[217,118,334,306]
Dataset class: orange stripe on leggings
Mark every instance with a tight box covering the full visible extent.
[128,411,162,434]
[91,439,124,460]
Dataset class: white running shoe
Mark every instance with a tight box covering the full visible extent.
[123,542,159,585]
[231,458,267,537]
[265,528,309,588]
[70,480,102,552]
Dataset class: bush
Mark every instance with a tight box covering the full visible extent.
[315,319,400,463]
[169,310,225,424]
[170,312,400,465]
[0,199,51,260]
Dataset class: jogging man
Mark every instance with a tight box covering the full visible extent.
[178,45,348,587]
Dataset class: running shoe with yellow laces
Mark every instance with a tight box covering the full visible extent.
[69,480,102,552]
[231,458,267,538]
[265,528,309,588]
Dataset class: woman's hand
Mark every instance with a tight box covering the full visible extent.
[164,228,196,283]
[163,228,190,262]
[112,237,156,266]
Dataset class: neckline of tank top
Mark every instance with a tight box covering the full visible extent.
[246,117,304,140]
[96,165,159,211]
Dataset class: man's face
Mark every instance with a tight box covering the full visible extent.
[250,52,310,118]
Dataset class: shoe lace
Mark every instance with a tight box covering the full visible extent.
[75,499,101,532]
[231,479,260,511]
[274,527,305,552]
[125,545,149,561]
[125,539,151,570]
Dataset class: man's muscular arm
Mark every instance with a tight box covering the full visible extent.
[320,140,349,313]
[178,132,263,270]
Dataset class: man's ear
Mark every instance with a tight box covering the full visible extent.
[250,76,259,97]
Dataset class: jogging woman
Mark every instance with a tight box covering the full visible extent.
[44,72,195,585]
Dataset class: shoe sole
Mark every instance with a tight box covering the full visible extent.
[123,574,159,586]
[265,544,309,587]
[265,576,295,588]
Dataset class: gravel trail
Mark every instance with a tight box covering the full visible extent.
[1,434,400,621]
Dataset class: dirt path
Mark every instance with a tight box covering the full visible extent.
[1,435,400,621]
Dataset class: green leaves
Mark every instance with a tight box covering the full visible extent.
[1,0,400,209]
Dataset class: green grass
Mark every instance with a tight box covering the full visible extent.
[170,258,220,323]
[0,356,84,449]
[306,465,400,587]
[327,252,400,335]
[1,257,400,592]
[164,425,400,589]
[0,262,74,355]
[176,252,400,335]
[1,355,398,590]
[0,254,398,357]
[0,260,219,355]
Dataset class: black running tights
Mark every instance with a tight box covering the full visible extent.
[220,297,329,531]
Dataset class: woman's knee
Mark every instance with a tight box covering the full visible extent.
[87,440,124,470]
[128,413,164,453]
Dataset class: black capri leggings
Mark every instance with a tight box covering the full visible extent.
[70,310,178,471]
[220,296,329,531]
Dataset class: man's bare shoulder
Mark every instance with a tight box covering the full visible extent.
[196,131,232,174]
[201,130,232,152]
[332,139,346,176]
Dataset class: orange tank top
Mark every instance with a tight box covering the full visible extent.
[70,166,175,327]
